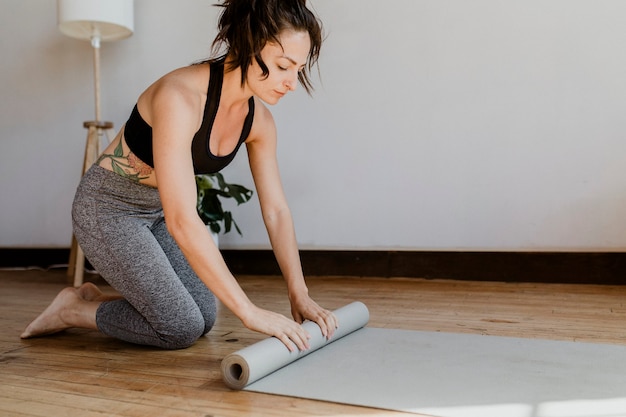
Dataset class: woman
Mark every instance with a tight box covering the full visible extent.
[21,0,337,351]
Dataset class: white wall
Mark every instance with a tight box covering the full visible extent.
[1,1,625,251]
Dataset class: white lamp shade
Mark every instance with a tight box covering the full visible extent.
[57,0,134,42]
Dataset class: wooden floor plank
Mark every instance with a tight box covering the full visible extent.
[2,269,625,416]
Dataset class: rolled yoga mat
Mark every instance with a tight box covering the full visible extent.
[221,301,369,390]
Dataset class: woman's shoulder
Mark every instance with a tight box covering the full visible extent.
[248,97,277,141]
[138,64,210,124]
[147,64,209,99]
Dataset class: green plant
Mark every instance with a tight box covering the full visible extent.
[195,173,253,235]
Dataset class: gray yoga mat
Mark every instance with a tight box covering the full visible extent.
[221,302,626,417]
[221,301,370,389]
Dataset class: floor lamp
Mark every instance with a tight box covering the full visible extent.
[57,0,134,287]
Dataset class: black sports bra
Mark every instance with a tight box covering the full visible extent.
[124,58,255,174]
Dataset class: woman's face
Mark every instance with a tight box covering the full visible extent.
[247,30,311,105]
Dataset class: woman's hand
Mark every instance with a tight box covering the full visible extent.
[241,305,311,352]
[289,294,338,340]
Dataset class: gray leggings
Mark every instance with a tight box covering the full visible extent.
[72,165,217,349]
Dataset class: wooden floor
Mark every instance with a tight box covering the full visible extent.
[1,268,625,417]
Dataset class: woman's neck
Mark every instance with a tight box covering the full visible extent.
[219,63,253,110]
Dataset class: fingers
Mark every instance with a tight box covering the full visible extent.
[276,323,311,352]
[243,304,340,352]
[300,306,337,339]
[275,313,311,352]
[291,298,339,340]
[316,309,339,339]
[243,307,311,352]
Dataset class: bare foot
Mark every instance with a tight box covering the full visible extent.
[77,282,122,302]
[77,282,104,301]
[21,287,84,339]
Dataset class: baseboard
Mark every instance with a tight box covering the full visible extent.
[222,250,626,285]
[1,248,625,285]
[0,248,71,270]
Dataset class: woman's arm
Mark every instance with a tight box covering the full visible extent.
[146,80,311,351]
[246,101,338,339]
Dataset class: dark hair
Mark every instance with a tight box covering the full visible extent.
[210,0,323,94]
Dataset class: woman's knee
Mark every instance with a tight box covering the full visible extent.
[157,312,206,350]
[201,304,217,336]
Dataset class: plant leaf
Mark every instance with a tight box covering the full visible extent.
[194,173,252,235]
